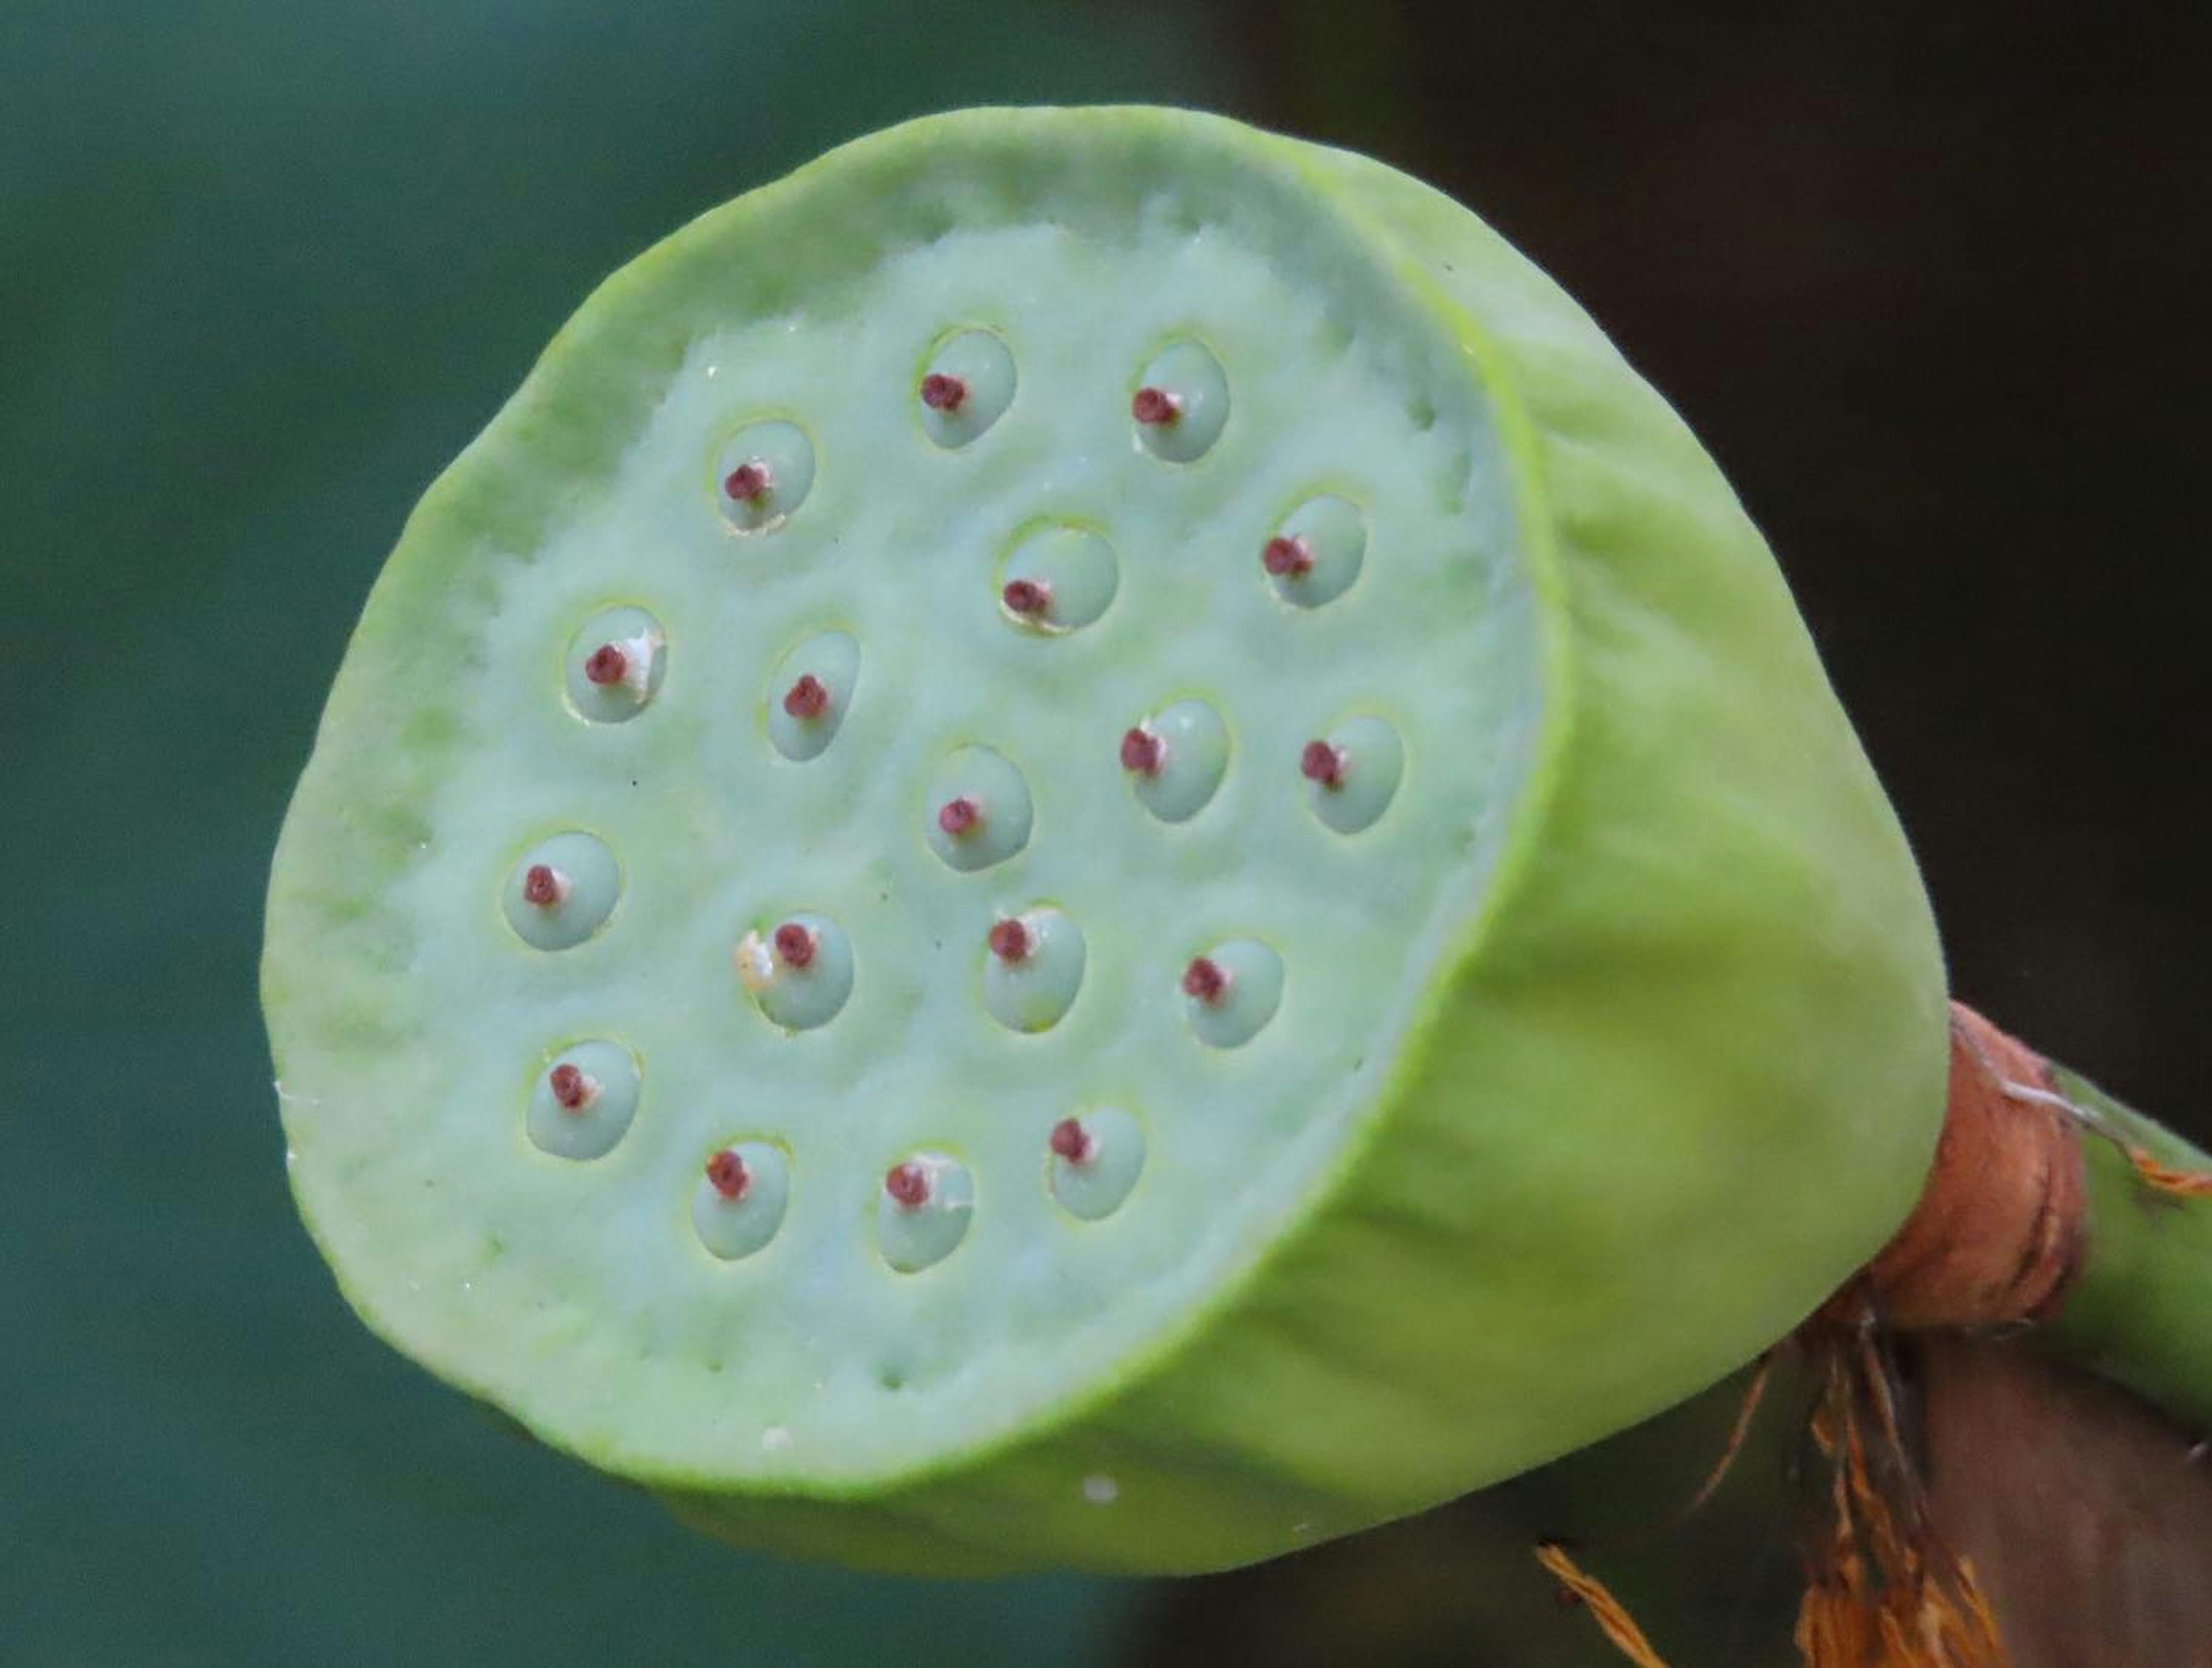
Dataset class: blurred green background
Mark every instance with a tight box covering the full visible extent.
[6,3,2203,1663]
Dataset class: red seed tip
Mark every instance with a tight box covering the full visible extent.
[548,1063,592,1111]
[522,864,563,908]
[885,1161,930,1210]
[772,922,816,968]
[782,673,829,719]
[1120,727,1163,776]
[584,643,628,685]
[1049,1117,1092,1164]
[1301,740,1345,788]
[1263,534,1313,578]
[706,1148,750,1200]
[1183,956,1229,1004]
[988,918,1031,962]
[1002,578,1051,617]
[920,372,967,412]
[1131,386,1181,426]
[723,460,772,503]
[937,797,980,836]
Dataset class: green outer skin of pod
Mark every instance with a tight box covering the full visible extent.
[264,108,1948,1576]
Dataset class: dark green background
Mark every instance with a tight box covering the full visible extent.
[7,4,2203,1664]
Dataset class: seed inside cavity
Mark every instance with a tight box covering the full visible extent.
[1131,340,1230,463]
[765,631,859,761]
[736,912,853,1031]
[998,525,1118,633]
[706,1148,750,1199]
[525,1039,639,1160]
[1264,495,1366,606]
[876,1152,975,1273]
[916,329,1016,448]
[983,908,1086,1033]
[565,607,665,723]
[1305,715,1406,835]
[924,746,1032,872]
[1049,1107,1146,1222]
[1125,699,1229,822]
[713,419,815,533]
[692,1141,790,1261]
[503,832,620,951]
[1183,939,1287,1049]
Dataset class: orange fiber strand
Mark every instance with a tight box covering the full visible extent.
[1535,1541,1672,1668]
[2126,1146,2212,1199]
[1794,1325,2007,1667]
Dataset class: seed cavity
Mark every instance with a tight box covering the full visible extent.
[998,524,1119,633]
[1182,939,1286,1049]
[565,606,665,724]
[1264,495,1366,607]
[1049,1107,1146,1222]
[1304,715,1405,835]
[923,746,1033,872]
[692,1140,790,1261]
[1124,699,1229,823]
[765,630,859,761]
[876,1152,974,1273]
[982,907,1085,1033]
[713,419,815,533]
[525,1040,640,1160]
[1131,339,1229,463]
[736,911,854,1031]
[917,328,1016,448]
[502,832,620,951]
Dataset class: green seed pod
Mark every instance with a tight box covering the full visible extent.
[262,106,1946,1577]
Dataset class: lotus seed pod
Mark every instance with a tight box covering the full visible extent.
[263,108,1945,1578]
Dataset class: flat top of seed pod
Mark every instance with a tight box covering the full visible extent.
[263,106,1547,1491]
